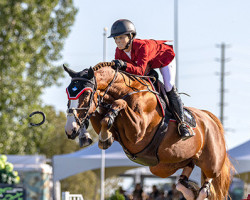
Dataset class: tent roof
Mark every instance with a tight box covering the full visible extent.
[53,141,140,181]
[3,155,52,173]
[228,140,250,176]
[228,139,250,160]
[53,141,201,184]
[53,139,250,183]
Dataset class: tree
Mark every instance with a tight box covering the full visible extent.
[0,0,77,154]
[0,1,105,198]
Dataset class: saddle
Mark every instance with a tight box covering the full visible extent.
[123,70,197,166]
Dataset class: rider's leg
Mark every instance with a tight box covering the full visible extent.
[160,58,193,140]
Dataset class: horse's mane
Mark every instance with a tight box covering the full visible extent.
[93,62,115,71]
[92,62,156,84]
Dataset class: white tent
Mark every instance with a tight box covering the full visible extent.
[7,155,52,173]
[53,141,141,182]
[228,140,250,183]
[52,141,201,183]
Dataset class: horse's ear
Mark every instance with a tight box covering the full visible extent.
[63,64,77,78]
[88,67,94,79]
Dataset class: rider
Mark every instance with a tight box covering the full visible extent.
[108,19,193,140]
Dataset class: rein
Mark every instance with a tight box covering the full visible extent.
[67,63,159,129]
[119,70,159,95]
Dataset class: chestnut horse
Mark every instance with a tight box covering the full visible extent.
[64,62,234,200]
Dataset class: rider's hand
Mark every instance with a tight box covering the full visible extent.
[112,60,127,71]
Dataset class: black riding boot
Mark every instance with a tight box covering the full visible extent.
[167,86,194,140]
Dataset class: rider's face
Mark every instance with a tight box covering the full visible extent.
[114,35,130,50]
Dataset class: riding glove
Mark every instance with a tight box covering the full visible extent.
[112,59,127,71]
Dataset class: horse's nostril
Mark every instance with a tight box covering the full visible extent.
[65,131,71,139]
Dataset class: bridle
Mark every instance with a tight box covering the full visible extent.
[66,67,159,130]
[66,68,119,129]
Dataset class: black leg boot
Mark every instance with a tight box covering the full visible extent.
[167,86,194,140]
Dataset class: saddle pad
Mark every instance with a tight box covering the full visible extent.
[169,108,196,129]
[184,108,196,128]
[147,78,165,117]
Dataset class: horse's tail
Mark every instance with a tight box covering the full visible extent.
[201,110,235,200]
[202,155,234,200]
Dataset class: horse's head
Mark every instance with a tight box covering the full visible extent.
[63,65,97,140]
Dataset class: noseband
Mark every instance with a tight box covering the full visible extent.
[67,76,98,129]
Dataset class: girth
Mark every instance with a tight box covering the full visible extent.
[115,118,169,166]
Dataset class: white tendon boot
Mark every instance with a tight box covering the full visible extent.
[197,180,212,200]
[196,187,209,200]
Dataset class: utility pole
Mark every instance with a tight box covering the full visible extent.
[216,43,230,125]
[100,27,108,200]
[174,0,179,88]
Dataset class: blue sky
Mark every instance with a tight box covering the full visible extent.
[42,0,250,149]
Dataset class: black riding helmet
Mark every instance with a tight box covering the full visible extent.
[108,19,136,38]
[108,19,136,50]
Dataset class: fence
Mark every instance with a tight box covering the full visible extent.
[62,191,84,200]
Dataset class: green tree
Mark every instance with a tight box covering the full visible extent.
[0,0,77,154]
[108,190,125,200]
[0,1,104,199]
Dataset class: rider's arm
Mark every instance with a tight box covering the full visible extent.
[115,44,150,75]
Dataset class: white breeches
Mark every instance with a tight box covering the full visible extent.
[160,57,176,92]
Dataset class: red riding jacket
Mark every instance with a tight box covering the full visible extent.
[115,38,175,75]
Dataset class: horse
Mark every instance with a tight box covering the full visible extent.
[63,62,234,200]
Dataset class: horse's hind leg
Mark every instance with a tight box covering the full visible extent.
[196,177,212,200]
[176,160,198,200]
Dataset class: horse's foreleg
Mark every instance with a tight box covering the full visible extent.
[98,117,114,149]
[90,110,104,134]
[105,99,129,128]
[176,161,198,200]
[98,99,128,149]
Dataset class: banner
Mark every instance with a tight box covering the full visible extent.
[0,184,26,200]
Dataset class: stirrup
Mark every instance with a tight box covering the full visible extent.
[178,122,195,140]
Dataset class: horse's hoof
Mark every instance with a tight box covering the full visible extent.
[79,129,93,147]
[79,136,93,147]
[98,136,114,150]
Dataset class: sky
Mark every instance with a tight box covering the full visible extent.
[42,0,250,150]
